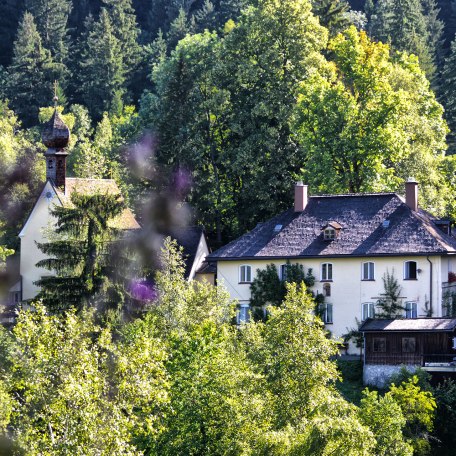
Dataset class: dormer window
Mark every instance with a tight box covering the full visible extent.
[322,221,342,241]
[324,228,336,240]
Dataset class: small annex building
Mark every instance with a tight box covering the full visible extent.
[208,181,456,351]
[360,318,456,387]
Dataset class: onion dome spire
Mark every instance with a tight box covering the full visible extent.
[43,86,70,191]
[42,82,70,150]
[42,109,70,150]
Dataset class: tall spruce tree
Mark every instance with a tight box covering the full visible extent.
[24,0,72,63]
[35,192,126,312]
[76,9,125,120]
[369,0,443,79]
[167,8,193,50]
[311,0,351,36]
[7,12,54,126]
[441,36,456,152]
[102,0,142,99]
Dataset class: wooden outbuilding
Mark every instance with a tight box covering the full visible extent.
[360,318,456,383]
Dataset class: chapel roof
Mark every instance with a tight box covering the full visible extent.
[209,193,456,260]
[54,178,140,231]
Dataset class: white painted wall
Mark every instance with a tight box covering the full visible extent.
[19,182,61,301]
[188,233,210,281]
[217,255,445,352]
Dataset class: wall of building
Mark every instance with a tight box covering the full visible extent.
[217,255,443,353]
[188,234,210,281]
[363,364,417,388]
[19,182,60,301]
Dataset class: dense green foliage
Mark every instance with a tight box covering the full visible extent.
[1,0,456,247]
[35,192,126,313]
[250,262,315,309]
[2,1,456,453]
[0,242,439,454]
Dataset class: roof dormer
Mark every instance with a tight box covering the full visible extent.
[322,221,342,241]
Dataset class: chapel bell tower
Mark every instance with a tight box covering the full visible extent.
[41,96,70,192]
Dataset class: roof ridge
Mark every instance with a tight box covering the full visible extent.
[65,177,116,182]
[309,192,397,198]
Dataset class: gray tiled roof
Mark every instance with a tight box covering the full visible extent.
[360,318,456,332]
[209,193,456,260]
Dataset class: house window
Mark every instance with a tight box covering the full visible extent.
[362,262,375,280]
[404,261,417,280]
[280,264,288,281]
[362,302,375,321]
[405,301,418,319]
[318,303,333,324]
[373,337,386,352]
[402,337,416,353]
[323,283,331,297]
[239,265,252,283]
[237,303,250,324]
[321,263,333,281]
[324,228,336,240]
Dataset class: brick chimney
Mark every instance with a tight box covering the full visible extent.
[405,178,418,212]
[294,181,308,212]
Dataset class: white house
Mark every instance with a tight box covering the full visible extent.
[208,181,456,352]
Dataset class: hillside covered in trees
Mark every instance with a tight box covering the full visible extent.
[1,0,456,248]
[3,1,456,455]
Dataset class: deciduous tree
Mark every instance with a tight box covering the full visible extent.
[296,27,449,216]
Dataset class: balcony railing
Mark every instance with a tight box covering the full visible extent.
[366,353,456,367]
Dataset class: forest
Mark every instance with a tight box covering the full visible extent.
[0,239,454,456]
[1,0,456,249]
[2,0,456,454]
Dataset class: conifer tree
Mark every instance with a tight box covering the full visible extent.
[102,0,142,97]
[24,0,72,63]
[194,0,215,31]
[374,270,405,318]
[167,8,193,50]
[7,12,54,126]
[369,0,443,79]
[441,36,456,152]
[35,192,126,312]
[311,0,351,36]
[76,9,125,120]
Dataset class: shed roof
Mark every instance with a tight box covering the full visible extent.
[360,318,456,332]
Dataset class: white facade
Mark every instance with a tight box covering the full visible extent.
[217,255,456,352]
[187,233,210,281]
[18,181,60,301]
